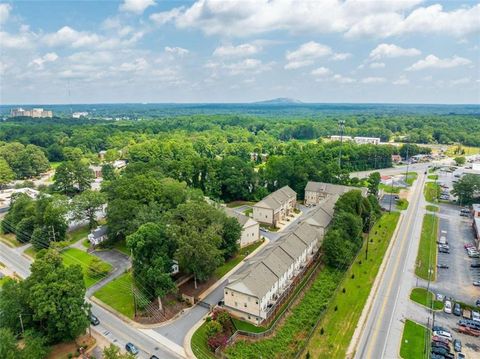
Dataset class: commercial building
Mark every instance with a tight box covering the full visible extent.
[252,186,296,227]
[330,135,353,142]
[224,208,260,248]
[10,108,53,118]
[353,136,381,145]
[304,181,368,206]
[72,112,88,119]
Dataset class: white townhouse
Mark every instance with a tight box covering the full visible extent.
[252,186,296,227]
[224,208,260,247]
[304,181,368,206]
[224,222,322,324]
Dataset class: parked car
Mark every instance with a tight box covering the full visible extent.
[125,343,139,355]
[460,212,470,217]
[453,339,462,352]
[433,330,452,341]
[432,336,450,346]
[465,243,475,249]
[472,311,480,322]
[471,263,480,268]
[444,300,453,314]
[436,293,445,302]
[474,281,480,286]
[89,314,100,326]
[457,353,466,359]
[453,303,462,316]
[432,340,450,350]
[433,326,449,333]
[217,300,224,306]
[439,248,450,254]
[150,356,160,359]
[431,346,451,357]
[477,299,480,307]
[438,264,449,269]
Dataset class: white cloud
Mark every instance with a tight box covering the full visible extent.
[450,77,470,85]
[115,58,149,72]
[393,76,409,85]
[29,52,59,69]
[407,55,471,71]
[285,41,331,69]
[150,7,184,25]
[224,58,271,75]
[361,76,386,84]
[311,67,331,77]
[165,46,189,56]
[332,74,355,84]
[331,52,351,61]
[119,0,155,14]
[369,62,385,69]
[0,3,11,24]
[369,43,421,60]
[213,43,260,58]
[43,26,100,48]
[162,1,479,39]
[0,31,33,49]
[0,61,8,75]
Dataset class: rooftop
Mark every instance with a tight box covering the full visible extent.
[254,185,296,210]
[305,181,368,197]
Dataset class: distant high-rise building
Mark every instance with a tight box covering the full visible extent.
[10,108,53,118]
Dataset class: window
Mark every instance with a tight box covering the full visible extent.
[231,292,234,296]
[244,303,247,308]
[235,302,238,307]
[255,300,258,304]
[248,315,251,319]
[225,291,228,295]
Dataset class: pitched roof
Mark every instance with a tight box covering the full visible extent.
[254,185,296,210]
[224,207,250,226]
[305,181,368,197]
[91,226,107,239]
[305,195,338,228]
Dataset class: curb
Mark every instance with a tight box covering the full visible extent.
[184,313,210,359]
[345,211,405,358]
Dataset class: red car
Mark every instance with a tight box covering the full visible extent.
[465,243,475,249]
[432,336,450,346]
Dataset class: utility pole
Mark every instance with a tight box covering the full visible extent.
[338,120,345,168]
[130,249,137,318]
[365,213,372,260]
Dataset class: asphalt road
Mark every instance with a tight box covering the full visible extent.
[354,168,428,359]
[0,241,180,359]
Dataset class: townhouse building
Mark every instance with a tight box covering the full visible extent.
[252,186,296,227]
[304,181,368,206]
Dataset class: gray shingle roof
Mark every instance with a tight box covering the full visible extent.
[304,195,338,228]
[91,226,107,239]
[224,207,250,226]
[254,185,296,210]
[305,181,368,197]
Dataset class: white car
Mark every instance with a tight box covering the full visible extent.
[433,330,453,342]
[472,311,480,322]
[444,300,452,314]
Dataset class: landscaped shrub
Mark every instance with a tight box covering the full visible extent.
[205,320,222,339]
[212,309,233,333]
[207,333,229,351]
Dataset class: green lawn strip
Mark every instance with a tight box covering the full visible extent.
[93,272,135,319]
[379,183,401,194]
[82,239,91,249]
[428,175,439,180]
[232,318,266,333]
[214,240,264,279]
[226,201,255,208]
[305,212,400,359]
[191,320,217,359]
[404,172,418,186]
[396,199,409,210]
[66,225,90,244]
[410,288,443,310]
[24,246,38,259]
[424,182,440,203]
[0,233,23,247]
[400,320,431,359]
[61,248,112,288]
[415,214,438,281]
[50,162,62,169]
[112,240,130,256]
[425,205,439,212]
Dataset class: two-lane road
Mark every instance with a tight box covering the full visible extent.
[354,170,428,359]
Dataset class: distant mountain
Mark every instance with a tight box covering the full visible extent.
[254,97,303,104]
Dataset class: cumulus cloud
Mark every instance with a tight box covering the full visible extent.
[285,41,332,69]
[393,76,409,85]
[407,55,471,71]
[0,31,33,49]
[213,43,260,58]
[369,62,385,69]
[29,52,59,69]
[332,74,356,84]
[158,0,479,39]
[0,3,11,24]
[361,76,386,84]
[331,52,351,61]
[43,26,100,48]
[115,57,149,72]
[165,46,189,56]
[119,0,155,14]
[369,43,421,59]
[150,7,184,25]
[224,58,271,75]
[310,67,331,77]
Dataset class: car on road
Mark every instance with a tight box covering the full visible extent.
[453,303,461,316]
[460,212,470,217]
[439,247,450,254]
[150,356,160,359]
[471,263,480,268]
[474,281,480,286]
[437,264,449,269]
[125,343,139,355]
[457,353,465,359]
[444,300,452,314]
[89,314,100,326]
[433,330,452,341]
[453,339,462,352]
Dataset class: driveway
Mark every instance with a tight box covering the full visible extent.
[87,249,131,297]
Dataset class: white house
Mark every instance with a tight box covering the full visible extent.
[252,186,296,227]
[304,181,368,206]
[88,226,108,246]
[224,208,260,247]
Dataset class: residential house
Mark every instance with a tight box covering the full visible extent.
[224,222,322,324]
[304,181,367,206]
[113,160,127,169]
[224,208,260,247]
[252,186,296,227]
[89,165,102,179]
[88,226,108,246]
[304,195,338,237]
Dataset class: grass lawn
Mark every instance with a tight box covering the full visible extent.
[82,239,91,249]
[404,172,418,186]
[113,240,130,256]
[428,175,439,180]
[191,320,216,359]
[243,208,253,216]
[226,201,255,208]
[0,233,23,247]
[415,214,438,281]
[61,248,112,288]
[93,272,135,319]
[396,199,409,210]
[445,145,480,157]
[304,212,400,359]
[410,288,443,310]
[424,182,440,203]
[379,183,401,194]
[214,240,264,278]
[426,205,439,212]
[232,318,266,333]
[66,225,90,244]
[50,161,62,169]
[260,224,279,232]
[24,246,38,259]
[400,320,430,359]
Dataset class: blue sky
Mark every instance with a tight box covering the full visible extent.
[0,0,479,104]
